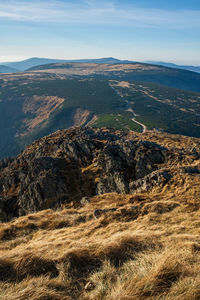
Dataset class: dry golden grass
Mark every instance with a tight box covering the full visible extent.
[0,131,200,299]
[0,180,200,299]
[29,63,159,76]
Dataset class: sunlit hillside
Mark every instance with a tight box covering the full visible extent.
[0,128,199,299]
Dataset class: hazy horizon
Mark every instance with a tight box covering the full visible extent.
[0,0,199,66]
[0,56,200,67]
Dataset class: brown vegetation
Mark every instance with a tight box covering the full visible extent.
[73,108,92,127]
[21,95,64,135]
[0,129,200,299]
[0,178,200,299]
[30,63,160,76]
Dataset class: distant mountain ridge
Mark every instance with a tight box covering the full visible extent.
[146,61,200,73]
[1,57,199,73]
[1,57,133,72]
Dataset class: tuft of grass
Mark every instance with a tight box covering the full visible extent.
[0,258,15,282]
[0,276,70,300]
[14,253,59,280]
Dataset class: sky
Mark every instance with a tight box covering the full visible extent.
[0,0,200,65]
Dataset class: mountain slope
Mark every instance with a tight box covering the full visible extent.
[0,75,126,158]
[2,57,68,71]
[0,69,200,159]
[109,80,200,138]
[146,61,200,73]
[0,127,199,299]
[2,57,132,71]
[0,65,19,73]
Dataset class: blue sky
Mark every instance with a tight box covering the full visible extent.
[0,0,200,65]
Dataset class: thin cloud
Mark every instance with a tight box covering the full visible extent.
[0,0,199,29]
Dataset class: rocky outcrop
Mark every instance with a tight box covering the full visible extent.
[0,127,170,222]
[96,140,166,194]
[129,170,172,194]
[18,157,71,215]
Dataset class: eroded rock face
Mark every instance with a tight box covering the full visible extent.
[0,127,168,221]
[129,170,172,194]
[18,157,70,215]
[96,140,165,194]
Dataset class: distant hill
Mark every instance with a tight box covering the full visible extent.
[64,57,133,64]
[1,57,133,71]
[2,57,68,71]
[0,65,19,73]
[28,62,200,93]
[2,57,200,74]
[146,61,200,73]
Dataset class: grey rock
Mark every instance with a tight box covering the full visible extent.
[80,197,91,206]
[129,170,172,193]
[0,127,168,222]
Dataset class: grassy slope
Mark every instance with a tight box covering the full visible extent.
[0,131,200,300]
[92,113,142,131]
[113,80,200,137]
